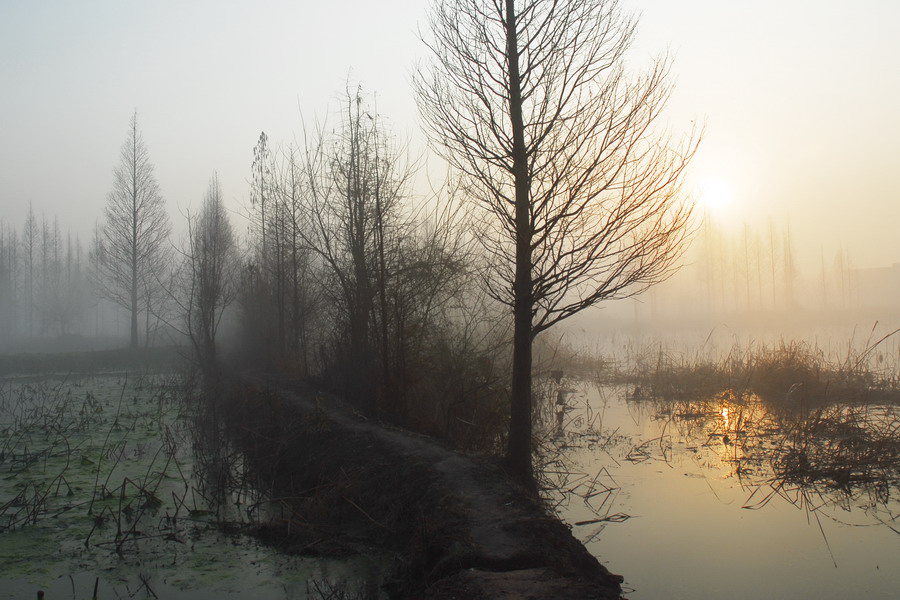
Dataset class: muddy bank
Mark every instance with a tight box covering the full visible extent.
[218,374,624,599]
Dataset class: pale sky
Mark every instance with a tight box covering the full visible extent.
[2,0,898,271]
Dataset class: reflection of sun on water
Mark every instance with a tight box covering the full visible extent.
[713,395,741,474]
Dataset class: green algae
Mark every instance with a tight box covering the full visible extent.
[0,372,386,599]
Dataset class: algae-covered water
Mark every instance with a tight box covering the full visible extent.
[0,372,382,599]
[546,381,900,599]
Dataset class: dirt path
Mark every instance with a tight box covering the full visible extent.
[235,373,624,599]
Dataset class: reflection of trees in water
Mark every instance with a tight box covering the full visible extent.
[626,389,900,518]
[541,376,898,532]
[512,373,900,550]
[536,379,634,539]
[188,386,283,527]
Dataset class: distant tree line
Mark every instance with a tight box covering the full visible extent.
[0,204,92,343]
[699,218,798,313]
[644,217,878,319]
[2,0,700,488]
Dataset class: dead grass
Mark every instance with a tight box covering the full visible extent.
[773,402,900,500]
[615,337,900,408]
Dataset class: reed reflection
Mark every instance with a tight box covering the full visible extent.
[616,384,899,516]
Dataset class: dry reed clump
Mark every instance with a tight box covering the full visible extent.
[749,341,826,405]
[773,403,900,498]
[604,336,900,501]
[530,335,617,382]
[624,346,737,402]
[749,339,900,407]
[618,337,900,409]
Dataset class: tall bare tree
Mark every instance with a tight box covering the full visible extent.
[180,173,237,372]
[300,87,413,407]
[22,202,37,336]
[59,232,87,336]
[272,144,318,369]
[251,132,272,267]
[38,216,61,335]
[417,0,697,487]
[98,112,171,349]
[0,222,16,343]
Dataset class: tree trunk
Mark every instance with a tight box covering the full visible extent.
[130,246,138,349]
[130,287,138,349]
[505,0,536,491]
[144,288,151,348]
[130,122,140,351]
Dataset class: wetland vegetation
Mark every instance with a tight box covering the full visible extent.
[0,369,387,599]
[2,1,899,597]
[535,331,900,599]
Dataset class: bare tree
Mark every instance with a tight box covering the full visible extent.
[22,202,37,336]
[60,232,87,336]
[297,87,418,408]
[38,216,61,335]
[88,222,107,336]
[272,144,318,370]
[0,222,16,344]
[241,133,320,370]
[98,112,171,349]
[417,0,697,487]
[251,132,272,267]
[178,174,238,373]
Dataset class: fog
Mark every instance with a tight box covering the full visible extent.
[1,2,898,599]
[2,1,899,274]
[3,1,898,349]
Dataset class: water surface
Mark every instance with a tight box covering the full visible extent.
[546,382,900,599]
[0,372,383,599]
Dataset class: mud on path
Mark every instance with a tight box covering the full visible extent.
[224,373,624,599]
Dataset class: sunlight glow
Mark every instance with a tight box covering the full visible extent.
[700,178,734,218]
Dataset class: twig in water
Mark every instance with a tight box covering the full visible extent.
[137,573,159,599]
[574,513,631,526]
[343,496,392,531]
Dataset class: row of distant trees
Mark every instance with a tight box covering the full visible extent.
[0,208,91,340]
[699,219,798,313]
[0,113,229,353]
[2,0,698,488]
[698,219,880,313]
[640,217,888,319]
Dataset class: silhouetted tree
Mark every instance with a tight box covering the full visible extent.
[179,174,237,373]
[417,0,697,487]
[60,232,88,335]
[301,88,408,406]
[38,216,61,334]
[97,112,171,349]
[0,223,16,343]
[22,203,37,336]
[251,132,272,268]
[272,144,318,371]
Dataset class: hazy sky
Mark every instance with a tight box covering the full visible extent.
[2,0,898,271]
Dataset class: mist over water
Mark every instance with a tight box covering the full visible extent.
[547,283,900,598]
[2,1,899,598]
[545,381,899,599]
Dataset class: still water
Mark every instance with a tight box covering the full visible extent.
[547,383,900,599]
[0,373,383,599]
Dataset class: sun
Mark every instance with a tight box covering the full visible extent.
[699,178,734,218]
